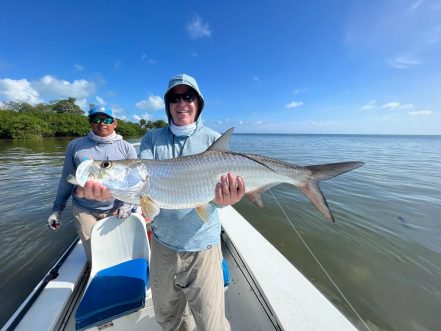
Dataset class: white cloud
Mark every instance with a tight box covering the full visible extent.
[96,96,105,105]
[389,55,422,69]
[382,102,414,110]
[382,102,400,109]
[134,113,153,122]
[33,75,95,100]
[294,88,309,94]
[361,100,376,110]
[187,14,212,39]
[32,75,95,109]
[286,101,304,109]
[136,95,164,111]
[408,110,432,116]
[408,0,424,12]
[141,53,156,64]
[75,98,88,109]
[74,64,84,71]
[252,76,263,85]
[0,75,97,109]
[0,78,42,104]
[111,106,124,115]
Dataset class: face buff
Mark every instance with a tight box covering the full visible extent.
[170,122,197,137]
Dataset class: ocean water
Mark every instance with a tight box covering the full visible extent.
[0,134,440,330]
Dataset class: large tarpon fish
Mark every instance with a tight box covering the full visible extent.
[73,128,364,222]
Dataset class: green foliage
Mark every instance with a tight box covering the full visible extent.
[50,97,84,115]
[138,119,167,130]
[0,99,150,139]
[0,112,52,138]
[116,119,146,137]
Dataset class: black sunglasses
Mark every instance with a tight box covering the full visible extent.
[89,116,114,124]
[167,91,196,104]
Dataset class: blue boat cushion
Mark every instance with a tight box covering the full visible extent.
[222,258,230,287]
[75,258,149,331]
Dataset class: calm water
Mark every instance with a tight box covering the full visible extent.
[0,134,440,330]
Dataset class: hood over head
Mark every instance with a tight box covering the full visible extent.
[164,74,205,123]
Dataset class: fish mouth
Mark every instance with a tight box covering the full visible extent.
[76,159,94,187]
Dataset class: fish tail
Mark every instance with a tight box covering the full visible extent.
[300,162,364,222]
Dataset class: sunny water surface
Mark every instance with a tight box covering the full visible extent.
[0,134,440,330]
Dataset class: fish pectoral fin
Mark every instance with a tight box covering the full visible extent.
[246,191,265,208]
[195,204,212,223]
[66,174,78,185]
[140,196,160,220]
[246,184,278,208]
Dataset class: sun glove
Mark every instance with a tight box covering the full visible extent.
[116,203,136,219]
[47,212,61,230]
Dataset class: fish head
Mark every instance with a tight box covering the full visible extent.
[76,159,149,203]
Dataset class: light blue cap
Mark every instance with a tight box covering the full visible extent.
[88,105,115,119]
[164,74,205,117]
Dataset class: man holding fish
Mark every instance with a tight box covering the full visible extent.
[78,74,244,331]
[48,105,137,263]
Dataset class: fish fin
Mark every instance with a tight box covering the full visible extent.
[246,184,278,208]
[246,191,265,208]
[140,196,160,219]
[66,174,78,185]
[206,128,234,152]
[195,204,212,223]
[299,182,335,222]
[299,161,364,222]
[306,162,364,181]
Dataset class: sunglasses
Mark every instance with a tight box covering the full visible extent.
[89,116,114,124]
[167,91,196,104]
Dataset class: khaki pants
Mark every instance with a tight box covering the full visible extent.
[150,238,230,331]
[72,205,113,263]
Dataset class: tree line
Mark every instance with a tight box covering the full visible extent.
[0,98,167,139]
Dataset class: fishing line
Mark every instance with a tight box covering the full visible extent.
[268,189,371,331]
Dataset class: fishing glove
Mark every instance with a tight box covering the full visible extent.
[116,203,136,219]
[47,212,61,230]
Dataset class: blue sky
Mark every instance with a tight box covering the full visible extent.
[1,0,440,135]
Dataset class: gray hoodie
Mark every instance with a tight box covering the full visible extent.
[52,131,137,214]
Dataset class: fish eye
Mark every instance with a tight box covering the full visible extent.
[101,161,113,169]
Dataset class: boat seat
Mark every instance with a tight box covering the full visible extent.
[75,258,148,330]
[74,213,150,331]
[222,258,230,287]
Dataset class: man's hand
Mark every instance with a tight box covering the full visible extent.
[214,172,245,206]
[75,180,113,201]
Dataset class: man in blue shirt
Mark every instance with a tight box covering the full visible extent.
[81,75,245,330]
[139,74,245,330]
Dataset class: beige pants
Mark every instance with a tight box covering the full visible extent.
[72,205,114,263]
[150,238,230,331]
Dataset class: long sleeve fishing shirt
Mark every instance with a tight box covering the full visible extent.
[139,118,222,252]
[52,131,137,214]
